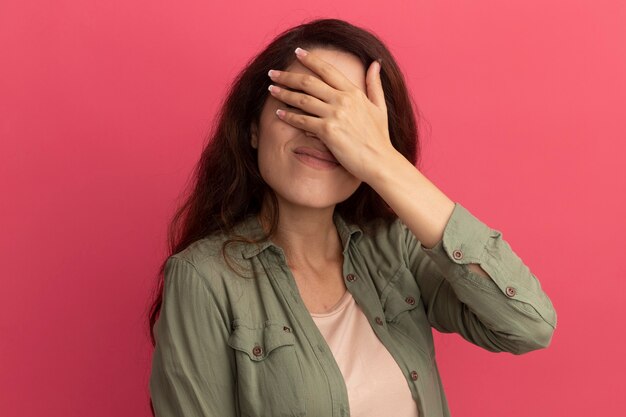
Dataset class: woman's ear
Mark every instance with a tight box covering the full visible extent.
[250,122,259,149]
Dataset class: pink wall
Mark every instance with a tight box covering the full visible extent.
[1,1,624,416]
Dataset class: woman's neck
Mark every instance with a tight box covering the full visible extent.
[258,202,343,267]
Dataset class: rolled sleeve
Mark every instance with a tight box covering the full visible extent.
[405,202,557,355]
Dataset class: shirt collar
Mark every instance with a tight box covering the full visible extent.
[236,211,363,260]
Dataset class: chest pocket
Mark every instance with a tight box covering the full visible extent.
[227,319,305,417]
[381,265,435,360]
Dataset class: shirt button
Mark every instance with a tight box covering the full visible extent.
[405,296,416,305]
[375,316,384,325]
[346,274,358,282]
[410,370,419,381]
[252,345,263,357]
[505,287,517,297]
[452,249,463,260]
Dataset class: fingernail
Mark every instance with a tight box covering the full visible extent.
[295,47,308,57]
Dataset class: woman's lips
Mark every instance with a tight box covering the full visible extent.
[292,146,340,170]
[292,146,338,164]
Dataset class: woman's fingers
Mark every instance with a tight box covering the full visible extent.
[293,47,361,93]
[268,83,331,118]
[268,69,335,104]
[266,48,393,183]
[366,59,387,111]
[275,106,325,136]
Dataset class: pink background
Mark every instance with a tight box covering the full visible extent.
[1,1,624,416]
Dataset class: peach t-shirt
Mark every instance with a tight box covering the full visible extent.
[310,289,419,417]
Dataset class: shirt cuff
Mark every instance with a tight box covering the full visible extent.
[419,202,493,278]
[419,202,557,330]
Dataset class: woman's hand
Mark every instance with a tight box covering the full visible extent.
[267,47,399,184]
[267,48,459,254]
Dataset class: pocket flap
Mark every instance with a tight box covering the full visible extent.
[381,266,421,322]
[383,290,420,322]
[227,320,295,361]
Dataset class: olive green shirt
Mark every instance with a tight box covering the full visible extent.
[149,202,557,417]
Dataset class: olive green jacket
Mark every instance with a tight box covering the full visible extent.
[149,202,557,417]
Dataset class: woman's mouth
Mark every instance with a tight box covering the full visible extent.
[293,147,340,170]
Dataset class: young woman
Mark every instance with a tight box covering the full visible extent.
[147,18,557,417]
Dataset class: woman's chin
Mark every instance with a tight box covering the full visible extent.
[277,189,356,210]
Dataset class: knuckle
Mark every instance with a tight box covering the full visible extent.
[322,122,336,135]
[294,114,306,125]
[297,96,308,107]
[300,75,315,89]
[333,108,347,120]
[318,65,331,78]
[336,95,351,108]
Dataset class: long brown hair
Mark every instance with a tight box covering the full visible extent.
[146,17,423,414]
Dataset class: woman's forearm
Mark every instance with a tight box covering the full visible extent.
[367,150,490,277]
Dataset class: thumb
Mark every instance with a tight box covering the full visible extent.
[366,59,386,110]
